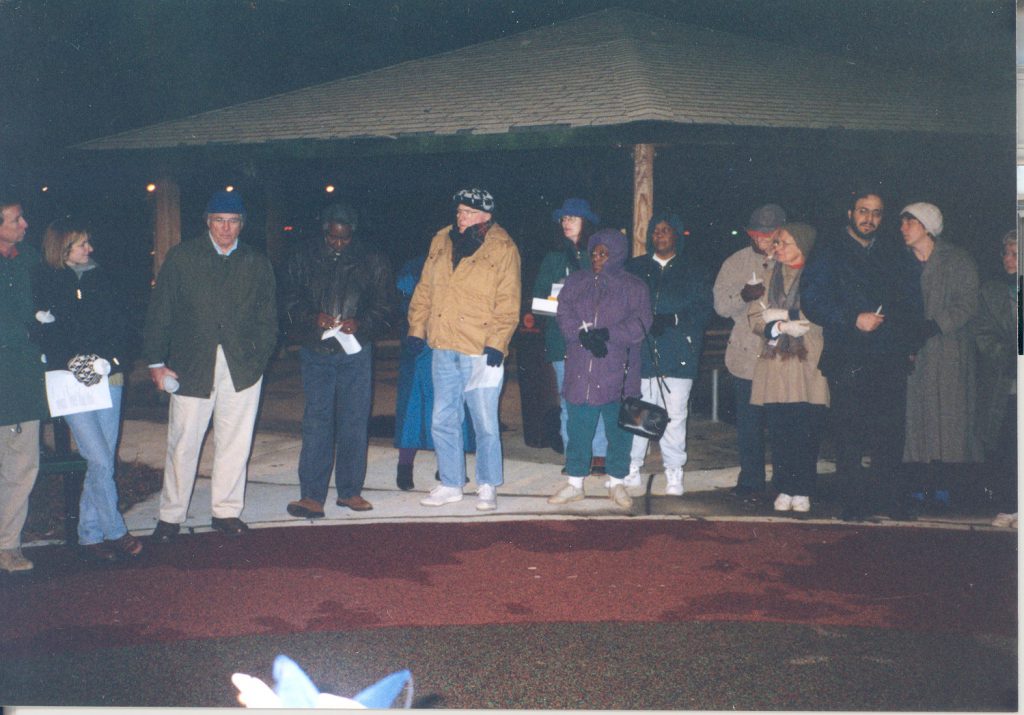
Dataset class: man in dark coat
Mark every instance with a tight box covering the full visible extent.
[625,211,714,497]
[0,195,47,572]
[144,190,278,541]
[281,202,395,517]
[801,190,923,521]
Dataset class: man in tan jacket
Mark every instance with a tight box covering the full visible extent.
[406,188,521,511]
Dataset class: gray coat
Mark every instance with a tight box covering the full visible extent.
[974,275,1017,455]
[904,240,982,463]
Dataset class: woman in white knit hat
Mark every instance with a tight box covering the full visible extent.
[899,202,982,513]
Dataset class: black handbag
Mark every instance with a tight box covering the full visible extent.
[616,321,670,440]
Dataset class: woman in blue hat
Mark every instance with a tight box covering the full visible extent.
[531,198,608,474]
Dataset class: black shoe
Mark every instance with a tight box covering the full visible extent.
[397,464,414,491]
[211,517,249,536]
[151,520,180,543]
[840,507,869,522]
[730,485,765,498]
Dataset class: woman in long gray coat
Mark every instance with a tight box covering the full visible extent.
[900,203,981,509]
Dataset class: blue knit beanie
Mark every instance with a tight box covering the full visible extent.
[206,190,246,216]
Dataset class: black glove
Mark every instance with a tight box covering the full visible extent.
[484,347,504,367]
[651,313,677,337]
[578,329,609,358]
[404,336,426,355]
[740,283,766,302]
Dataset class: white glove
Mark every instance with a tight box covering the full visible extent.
[35,310,55,324]
[761,308,789,323]
[779,320,811,338]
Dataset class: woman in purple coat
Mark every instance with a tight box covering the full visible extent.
[548,228,652,509]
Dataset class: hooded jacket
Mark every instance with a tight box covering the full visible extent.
[281,233,396,353]
[557,229,651,406]
[626,212,714,380]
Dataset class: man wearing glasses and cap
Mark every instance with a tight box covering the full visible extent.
[406,188,521,512]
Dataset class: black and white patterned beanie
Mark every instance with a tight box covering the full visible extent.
[452,188,495,214]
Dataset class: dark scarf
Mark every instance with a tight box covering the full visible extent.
[763,264,807,361]
[450,220,492,270]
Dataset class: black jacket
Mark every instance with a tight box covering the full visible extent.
[34,262,133,375]
[801,230,923,376]
[281,236,396,353]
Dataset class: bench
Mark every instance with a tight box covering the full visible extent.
[38,417,87,546]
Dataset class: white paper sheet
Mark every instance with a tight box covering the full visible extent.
[321,326,362,354]
[45,370,113,417]
[465,354,504,391]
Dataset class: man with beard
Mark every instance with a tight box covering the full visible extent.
[801,190,923,521]
[406,188,521,511]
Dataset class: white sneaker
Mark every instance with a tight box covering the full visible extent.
[665,467,684,496]
[774,493,793,511]
[548,483,584,504]
[791,496,811,513]
[476,484,497,511]
[0,547,33,572]
[420,485,463,507]
[609,483,633,508]
[622,465,643,489]
[992,512,1017,528]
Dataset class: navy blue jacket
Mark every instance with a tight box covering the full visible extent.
[626,213,714,380]
[800,229,923,377]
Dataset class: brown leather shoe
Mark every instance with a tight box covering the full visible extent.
[105,533,143,558]
[80,542,117,562]
[287,498,325,519]
[336,495,373,511]
[211,517,249,535]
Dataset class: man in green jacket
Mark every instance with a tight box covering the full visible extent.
[144,190,278,541]
[0,194,48,572]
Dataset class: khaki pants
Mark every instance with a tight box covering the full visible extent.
[0,420,40,549]
[158,347,262,524]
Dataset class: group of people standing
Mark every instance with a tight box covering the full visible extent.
[0,183,1015,572]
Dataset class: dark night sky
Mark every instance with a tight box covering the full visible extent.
[0,0,1015,161]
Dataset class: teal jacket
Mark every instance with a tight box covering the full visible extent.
[626,214,714,379]
[0,243,47,425]
[531,239,592,363]
[143,235,278,397]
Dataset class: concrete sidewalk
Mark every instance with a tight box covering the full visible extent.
[114,417,753,536]
[31,346,1003,546]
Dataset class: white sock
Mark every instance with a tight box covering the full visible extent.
[568,477,585,489]
[608,477,625,486]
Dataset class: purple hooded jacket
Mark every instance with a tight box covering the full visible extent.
[556,229,652,406]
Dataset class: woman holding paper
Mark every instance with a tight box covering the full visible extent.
[35,219,141,561]
[531,198,607,472]
[747,223,829,514]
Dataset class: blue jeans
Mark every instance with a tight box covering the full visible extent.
[298,346,373,502]
[553,359,607,457]
[733,377,766,490]
[64,385,126,545]
[432,349,504,487]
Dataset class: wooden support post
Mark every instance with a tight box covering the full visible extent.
[152,177,181,281]
[632,143,655,257]
[264,181,285,267]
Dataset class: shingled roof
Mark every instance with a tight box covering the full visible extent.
[77,7,1008,152]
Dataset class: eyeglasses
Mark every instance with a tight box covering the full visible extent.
[591,248,610,258]
[209,217,242,226]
